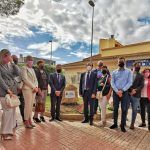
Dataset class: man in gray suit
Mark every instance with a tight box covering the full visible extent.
[49,64,66,121]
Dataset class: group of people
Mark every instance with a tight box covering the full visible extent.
[79,57,150,133]
[0,49,66,140]
[0,48,150,141]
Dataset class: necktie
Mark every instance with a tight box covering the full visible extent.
[57,74,60,83]
[86,72,90,89]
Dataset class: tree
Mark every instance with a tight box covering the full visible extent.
[0,0,24,16]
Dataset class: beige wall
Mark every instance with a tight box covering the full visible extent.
[101,42,150,57]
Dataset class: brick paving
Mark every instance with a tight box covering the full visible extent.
[0,108,150,150]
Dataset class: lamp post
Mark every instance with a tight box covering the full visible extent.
[88,0,95,62]
[49,40,52,65]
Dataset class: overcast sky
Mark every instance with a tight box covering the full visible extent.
[0,0,150,64]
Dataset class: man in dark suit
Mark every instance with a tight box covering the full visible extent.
[49,64,66,121]
[79,62,97,125]
[129,62,144,129]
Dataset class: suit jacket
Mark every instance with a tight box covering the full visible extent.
[21,66,38,90]
[49,72,66,96]
[129,72,144,98]
[79,70,97,96]
[0,63,20,97]
[34,68,49,90]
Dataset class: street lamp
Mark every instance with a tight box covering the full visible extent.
[88,0,95,62]
[49,40,52,65]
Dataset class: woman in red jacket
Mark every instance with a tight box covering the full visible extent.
[139,68,150,131]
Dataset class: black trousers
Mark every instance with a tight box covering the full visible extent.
[94,99,98,113]
[140,98,150,126]
[18,92,25,122]
[83,90,95,121]
[50,95,62,118]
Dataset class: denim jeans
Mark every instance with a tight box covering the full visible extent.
[130,96,140,124]
[113,91,130,127]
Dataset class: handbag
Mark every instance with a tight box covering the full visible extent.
[35,95,45,113]
[96,75,108,101]
[5,94,20,108]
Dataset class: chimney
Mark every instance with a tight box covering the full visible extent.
[110,35,114,39]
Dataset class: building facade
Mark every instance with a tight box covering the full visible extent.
[63,37,150,85]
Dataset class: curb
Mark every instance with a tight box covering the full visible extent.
[44,111,113,121]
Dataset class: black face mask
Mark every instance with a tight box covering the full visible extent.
[102,69,107,75]
[57,69,62,73]
[98,63,103,67]
[135,67,140,72]
[118,62,125,68]
[40,65,44,69]
[13,60,18,65]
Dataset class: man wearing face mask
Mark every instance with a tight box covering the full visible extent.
[49,64,66,121]
[33,60,49,123]
[128,62,144,130]
[110,57,133,132]
[93,60,103,114]
[79,62,97,125]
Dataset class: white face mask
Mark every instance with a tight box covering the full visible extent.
[87,66,92,71]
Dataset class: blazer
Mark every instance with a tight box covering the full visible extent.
[21,66,38,90]
[129,72,144,98]
[34,68,49,90]
[49,72,66,96]
[79,70,97,96]
[0,63,20,97]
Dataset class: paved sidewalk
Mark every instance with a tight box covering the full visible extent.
[0,108,150,150]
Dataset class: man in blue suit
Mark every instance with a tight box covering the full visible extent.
[79,62,97,125]
[49,64,66,121]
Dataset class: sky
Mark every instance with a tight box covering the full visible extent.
[0,0,150,64]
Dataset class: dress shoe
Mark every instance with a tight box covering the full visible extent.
[130,124,135,130]
[1,135,12,141]
[110,124,118,129]
[56,118,62,121]
[81,120,89,123]
[40,116,46,122]
[49,118,55,122]
[33,117,41,123]
[100,121,106,127]
[30,124,36,128]
[25,125,33,129]
[120,125,126,132]
[148,126,150,131]
[139,123,146,127]
[90,121,93,126]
